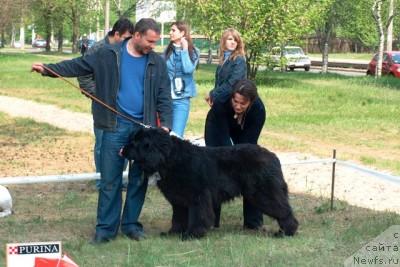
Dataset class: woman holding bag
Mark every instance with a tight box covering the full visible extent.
[164,21,200,137]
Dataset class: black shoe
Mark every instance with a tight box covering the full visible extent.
[125,231,145,241]
[90,234,111,245]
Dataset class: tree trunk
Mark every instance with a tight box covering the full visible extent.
[386,0,394,51]
[322,42,329,73]
[32,27,35,45]
[44,12,52,52]
[96,14,100,41]
[19,18,25,50]
[372,0,384,78]
[104,0,110,34]
[11,24,15,47]
[247,50,258,80]
[321,21,332,74]
[71,8,80,54]
[1,30,5,48]
[57,24,63,52]
[207,38,212,64]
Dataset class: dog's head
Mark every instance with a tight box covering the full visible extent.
[121,128,173,174]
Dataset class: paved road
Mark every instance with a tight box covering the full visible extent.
[309,66,366,77]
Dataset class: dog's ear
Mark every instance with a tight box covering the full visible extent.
[152,128,173,158]
[131,127,146,143]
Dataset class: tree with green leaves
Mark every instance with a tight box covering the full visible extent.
[177,0,320,79]
[313,0,349,73]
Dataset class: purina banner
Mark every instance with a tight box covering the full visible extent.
[6,241,62,267]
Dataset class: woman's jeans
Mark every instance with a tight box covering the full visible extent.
[95,117,147,239]
[172,97,190,137]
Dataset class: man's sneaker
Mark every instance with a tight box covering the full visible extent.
[125,231,146,241]
[89,234,112,245]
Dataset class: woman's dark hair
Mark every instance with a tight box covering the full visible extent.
[165,21,196,63]
[232,79,259,103]
[108,17,134,36]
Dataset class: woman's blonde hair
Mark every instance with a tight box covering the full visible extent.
[218,28,245,65]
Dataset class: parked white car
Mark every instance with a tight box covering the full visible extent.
[271,46,311,71]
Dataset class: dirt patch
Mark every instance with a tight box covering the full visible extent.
[1,135,94,177]
[279,152,400,214]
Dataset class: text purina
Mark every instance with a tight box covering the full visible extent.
[17,244,60,254]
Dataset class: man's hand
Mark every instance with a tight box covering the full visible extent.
[31,63,45,74]
[160,126,170,133]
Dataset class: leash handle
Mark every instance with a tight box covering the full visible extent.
[41,65,150,128]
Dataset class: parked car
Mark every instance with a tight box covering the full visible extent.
[270,46,311,71]
[32,39,47,48]
[367,51,400,77]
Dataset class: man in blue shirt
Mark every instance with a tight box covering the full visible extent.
[78,18,134,189]
[31,18,172,244]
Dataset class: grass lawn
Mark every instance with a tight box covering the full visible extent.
[0,52,400,266]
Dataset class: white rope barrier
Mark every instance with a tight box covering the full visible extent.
[0,172,128,185]
[0,158,399,186]
[336,160,400,185]
[281,159,334,166]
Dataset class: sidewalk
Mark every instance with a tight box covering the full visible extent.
[0,95,92,133]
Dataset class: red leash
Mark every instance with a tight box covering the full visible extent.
[41,65,150,128]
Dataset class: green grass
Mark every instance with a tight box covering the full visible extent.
[0,52,91,113]
[0,183,399,267]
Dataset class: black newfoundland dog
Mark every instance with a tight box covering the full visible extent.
[121,128,298,239]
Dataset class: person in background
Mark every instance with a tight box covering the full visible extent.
[31,18,172,244]
[78,18,134,189]
[164,21,199,137]
[205,28,246,107]
[80,35,89,56]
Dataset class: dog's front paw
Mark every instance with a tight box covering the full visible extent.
[272,229,285,238]
[181,232,191,241]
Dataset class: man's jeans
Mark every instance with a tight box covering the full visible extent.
[172,97,190,138]
[94,127,128,189]
[95,117,147,239]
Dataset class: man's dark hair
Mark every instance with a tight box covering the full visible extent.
[232,79,259,103]
[108,18,134,36]
[134,18,160,35]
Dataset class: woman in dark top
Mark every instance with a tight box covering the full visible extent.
[205,79,266,230]
[205,28,246,106]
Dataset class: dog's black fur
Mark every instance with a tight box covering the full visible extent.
[122,128,298,239]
